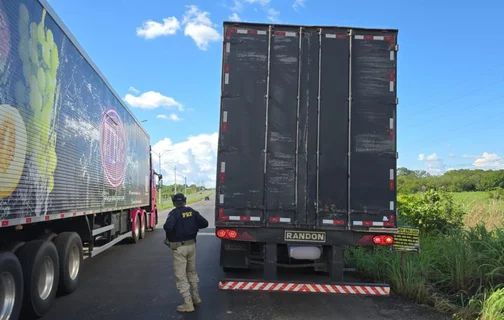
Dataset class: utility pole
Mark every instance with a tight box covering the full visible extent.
[174,166,177,193]
[184,176,187,195]
[151,149,170,205]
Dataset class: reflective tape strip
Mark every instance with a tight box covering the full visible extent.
[232,29,267,35]
[269,217,291,223]
[222,111,228,132]
[226,42,231,53]
[390,169,395,191]
[355,35,383,40]
[218,281,390,295]
[224,64,230,84]
[389,71,395,92]
[355,35,394,44]
[390,51,395,60]
[227,216,260,221]
[353,221,392,227]
[390,201,395,210]
[325,34,347,39]
[322,219,345,225]
[275,31,297,37]
[0,207,139,228]
[220,162,226,183]
[219,194,224,204]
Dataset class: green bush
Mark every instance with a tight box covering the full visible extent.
[397,189,465,234]
[488,187,504,200]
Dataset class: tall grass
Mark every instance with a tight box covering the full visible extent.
[347,224,504,318]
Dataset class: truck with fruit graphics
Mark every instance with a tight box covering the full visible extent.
[0,0,162,318]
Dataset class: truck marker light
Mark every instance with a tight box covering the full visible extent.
[216,229,227,238]
[372,235,394,245]
[227,230,238,239]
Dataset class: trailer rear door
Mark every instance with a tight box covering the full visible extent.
[216,23,398,230]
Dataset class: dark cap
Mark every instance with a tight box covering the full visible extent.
[172,193,186,206]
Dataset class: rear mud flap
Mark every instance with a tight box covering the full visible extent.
[218,279,390,295]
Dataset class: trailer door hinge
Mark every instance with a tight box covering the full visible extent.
[395,44,399,52]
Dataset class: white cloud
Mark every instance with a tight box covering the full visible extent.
[472,152,504,169]
[293,0,306,10]
[182,5,220,50]
[245,0,270,5]
[124,91,183,110]
[170,113,183,121]
[448,153,457,157]
[229,12,241,21]
[152,132,218,188]
[462,154,479,159]
[418,153,446,175]
[267,8,280,22]
[128,86,140,94]
[231,0,244,12]
[136,17,180,39]
[157,113,183,121]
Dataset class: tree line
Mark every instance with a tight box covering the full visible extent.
[397,167,504,194]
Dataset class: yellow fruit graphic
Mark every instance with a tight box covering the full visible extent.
[0,104,28,198]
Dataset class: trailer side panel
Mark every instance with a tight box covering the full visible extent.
[0,0,150,224]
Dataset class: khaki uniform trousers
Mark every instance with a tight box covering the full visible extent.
[170,241,199,298]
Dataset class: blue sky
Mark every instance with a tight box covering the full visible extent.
[45,0,504,185]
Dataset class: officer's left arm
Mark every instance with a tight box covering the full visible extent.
[193,210,209,229]
[163,211,177,232]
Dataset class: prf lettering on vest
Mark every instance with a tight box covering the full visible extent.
[182,211,193,218]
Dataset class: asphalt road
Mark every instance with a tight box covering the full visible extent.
[37,195,449,320]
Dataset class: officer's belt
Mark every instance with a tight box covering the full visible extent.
[164,238,196,249]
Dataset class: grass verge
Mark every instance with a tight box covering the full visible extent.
[346,225,504,319]
[158,190,214,211]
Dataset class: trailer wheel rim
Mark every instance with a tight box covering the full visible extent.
[0,272,16,320]
[38,256,55,300]
[68,245,80,280]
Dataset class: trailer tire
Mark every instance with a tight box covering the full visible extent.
[17,240,59,318]
[0,251,23,320]
[1,241,26,254]
[54,232,83,295]
[131,214,140,243]
[39,232,58,242]
[139,212,146,239]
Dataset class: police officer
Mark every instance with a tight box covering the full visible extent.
[163,193,209,312]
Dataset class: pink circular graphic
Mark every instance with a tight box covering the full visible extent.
[100,107,127,190]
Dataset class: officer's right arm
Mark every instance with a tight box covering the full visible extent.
[164,210,177,232]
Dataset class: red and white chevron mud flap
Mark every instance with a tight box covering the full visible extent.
[218,280,390,295]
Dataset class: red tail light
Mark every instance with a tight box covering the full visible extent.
[216,229,239,239]
[372,235,394,245]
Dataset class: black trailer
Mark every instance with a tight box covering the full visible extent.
[215,21,399,295]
